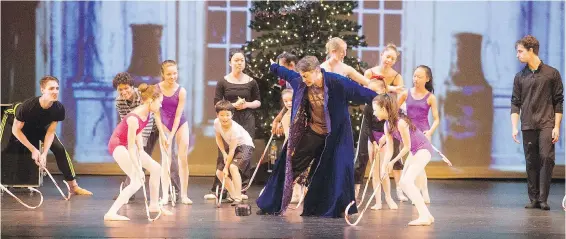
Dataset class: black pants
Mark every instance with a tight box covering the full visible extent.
[10,130,76,181]
[291,128,326,180]
[522,129,555,203]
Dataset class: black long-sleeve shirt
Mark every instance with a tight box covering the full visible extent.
[511,61,564,130]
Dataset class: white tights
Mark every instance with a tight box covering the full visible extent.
[106,146,161,217]
[400,149,433,223]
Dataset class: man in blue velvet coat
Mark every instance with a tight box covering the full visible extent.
[256,56,377,218]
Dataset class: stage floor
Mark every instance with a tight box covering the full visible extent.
[1,176,565,238]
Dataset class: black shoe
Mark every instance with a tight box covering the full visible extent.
[539,202,550,210]
[525,201,540,209]
[256,209,267,215]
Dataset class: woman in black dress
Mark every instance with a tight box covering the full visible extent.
[205,49,261,200]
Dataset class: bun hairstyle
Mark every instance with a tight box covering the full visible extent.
[325,37,347,54]
[138,83,161,101]
[160,60,177,74]
[384,43,400,56]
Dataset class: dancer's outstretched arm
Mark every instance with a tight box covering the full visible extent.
[269,60,301,89]
[344,64,370,86]
[340,74,377,104]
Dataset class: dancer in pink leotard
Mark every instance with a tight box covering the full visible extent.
[105,84,169,221]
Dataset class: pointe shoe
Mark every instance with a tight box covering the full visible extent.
[371,204,382,210]
[397,190,408,202]
[204,193,217,200]
[72,187,93,195]
[385,198,398,210]
[181,197,193,205]
[408,217,432,226]
[104,213,130,221]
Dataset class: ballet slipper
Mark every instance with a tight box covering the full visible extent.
[385,197,398,210]
[181,197,193,205]
[204,193,217,200]
[408,217,432,226]
[72,187,93,195]
[370,204,382,210]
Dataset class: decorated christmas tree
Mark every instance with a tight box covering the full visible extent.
[241,0,367,143]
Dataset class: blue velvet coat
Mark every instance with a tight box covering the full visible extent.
[256,64,377,218]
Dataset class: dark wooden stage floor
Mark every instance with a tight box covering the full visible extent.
[1,176,564,238]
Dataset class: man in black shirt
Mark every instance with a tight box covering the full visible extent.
[11,76,92,195]
[511,35,563,210]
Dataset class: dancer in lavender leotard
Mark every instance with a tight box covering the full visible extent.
[372,93,449,226]
[154,60,192,205]
[362,78,397,210]
[397,65,439,204]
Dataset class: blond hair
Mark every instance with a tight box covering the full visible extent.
[383,43,400,56]
[325,37,347,54]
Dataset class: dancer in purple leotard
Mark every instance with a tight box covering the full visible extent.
[154,60,192,205]
[373,93,449,226]
[397,65,439,204]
